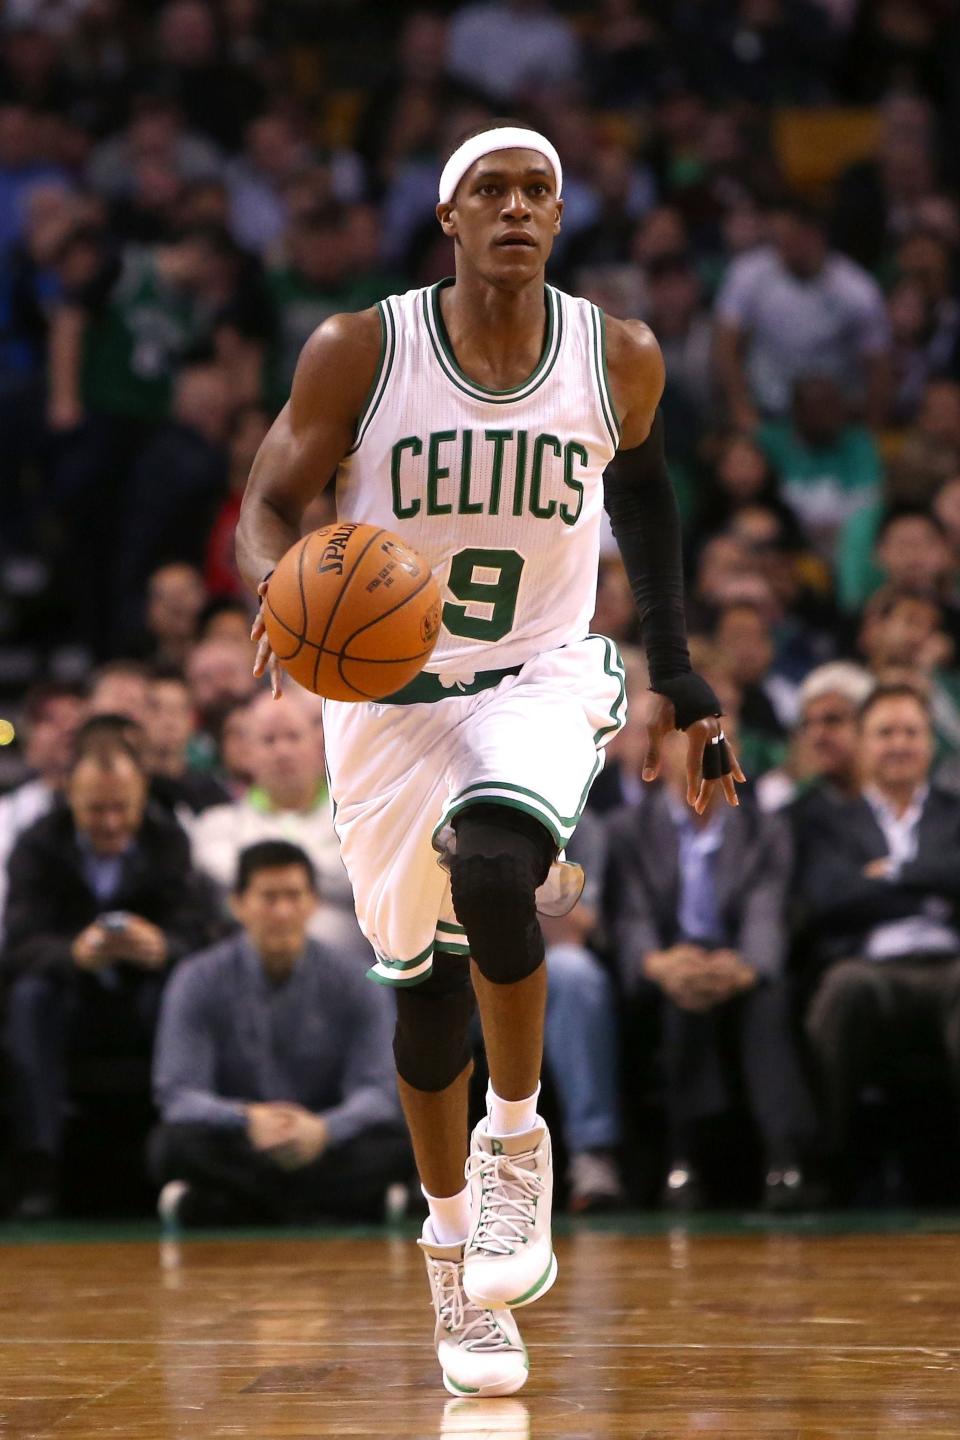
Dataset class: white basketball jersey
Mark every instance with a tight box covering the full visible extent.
[335,280,620,678]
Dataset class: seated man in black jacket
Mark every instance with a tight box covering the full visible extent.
[2,737,215,1218]
[796,683,960,1184]
[606,729,817,1211]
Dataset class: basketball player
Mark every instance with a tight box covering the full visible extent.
[237,124,743,1397]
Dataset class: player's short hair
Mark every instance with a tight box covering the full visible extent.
[234,840,318,895]
[858,682,932,726]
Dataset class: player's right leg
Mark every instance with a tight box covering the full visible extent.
[395,962,529,1397]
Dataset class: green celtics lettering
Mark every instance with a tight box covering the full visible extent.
[390,429,588,527]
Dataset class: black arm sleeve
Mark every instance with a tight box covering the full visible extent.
[602,409,691,687]
[603,410,722,728]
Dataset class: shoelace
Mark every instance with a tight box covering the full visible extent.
[428,1258,515,1352]
[465,1149,543,1256]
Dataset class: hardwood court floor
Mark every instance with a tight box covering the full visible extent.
[1,1214,960,1439]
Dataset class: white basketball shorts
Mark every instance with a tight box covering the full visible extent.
[321,633,625,986]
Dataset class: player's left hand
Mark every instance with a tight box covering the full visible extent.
[643,693,745,814]
[251,577,284,699]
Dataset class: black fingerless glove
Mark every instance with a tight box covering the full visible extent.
[652,671,722,731]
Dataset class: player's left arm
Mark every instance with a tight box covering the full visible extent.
[602,315,744,813]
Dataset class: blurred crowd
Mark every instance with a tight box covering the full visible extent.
[3,0,960,1221]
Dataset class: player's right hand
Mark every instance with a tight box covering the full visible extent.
[251,578,283,699]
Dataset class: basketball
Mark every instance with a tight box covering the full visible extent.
[263,521,443,701]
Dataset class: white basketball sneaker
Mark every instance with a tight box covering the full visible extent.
[463,1118,557,1310]
[419,1221,529,1398]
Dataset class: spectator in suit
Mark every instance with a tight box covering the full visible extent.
[606,729,817,1211]
[798,684,960,1183]
[151,840,410,1226]
[0,680,85,942]
[2,739,215,1218]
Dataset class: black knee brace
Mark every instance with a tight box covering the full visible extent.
[393,956,476,1092]
[449,804,553,986]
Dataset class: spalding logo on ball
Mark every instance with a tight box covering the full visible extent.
[264,521,443,701]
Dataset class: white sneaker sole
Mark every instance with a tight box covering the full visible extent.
[466,1250,558,1311]
[442,1368,529,1398]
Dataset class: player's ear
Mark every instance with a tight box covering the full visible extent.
[553,197,563,235]
[437,202,457,237]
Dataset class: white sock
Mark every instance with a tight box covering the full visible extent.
[423,1184,471,1246]
[487,1081,540,1136]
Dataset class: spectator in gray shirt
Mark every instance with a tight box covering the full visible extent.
[714,197,892,430]
[446,0,580,104]
[151,840,411,1226]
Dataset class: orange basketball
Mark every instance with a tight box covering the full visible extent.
[263,522,442,701]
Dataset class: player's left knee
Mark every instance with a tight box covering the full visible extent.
[449,805,553,986]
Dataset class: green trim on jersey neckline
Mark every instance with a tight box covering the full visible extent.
[424,279,563,402]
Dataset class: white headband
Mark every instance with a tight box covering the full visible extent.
[438,126,562,205]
